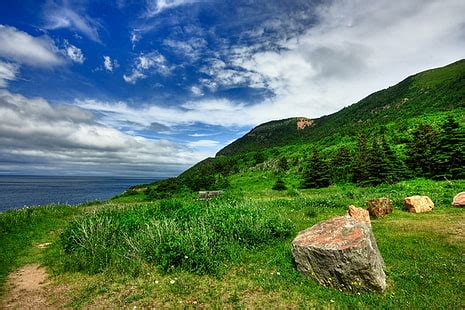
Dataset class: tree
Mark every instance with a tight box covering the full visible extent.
[352,134,370,184]
[278,156,289,172]
[433,116,465,179]
[406,124,437,177]
[331,146,352,183]
[272,177,287,190]
[302,150,330,188]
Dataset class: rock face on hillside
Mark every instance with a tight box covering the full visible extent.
[404,196,434,213]
[452,192,465,207]
[367,198,393,218]
[291,216,386,293]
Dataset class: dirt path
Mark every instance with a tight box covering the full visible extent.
[1,264,55,309]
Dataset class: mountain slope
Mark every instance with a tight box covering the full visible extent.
[217,59,465,156]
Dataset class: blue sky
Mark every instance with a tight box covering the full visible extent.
[0,0,464,176]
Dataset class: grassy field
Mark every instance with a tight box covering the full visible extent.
[1,178,464,308]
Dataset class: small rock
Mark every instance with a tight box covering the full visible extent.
[452,192,465,208]
[291,215,386,292]
[404,196,434,213]
[367,198,393,218]
[35,243,51,249]
[348,205,371,226]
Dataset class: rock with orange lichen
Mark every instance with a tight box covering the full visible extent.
[348,205,371,226]
[291,216,386,292]
[367,198,393,218]
[404,195,434,213]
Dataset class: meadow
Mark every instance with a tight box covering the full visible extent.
[1,178,464,308]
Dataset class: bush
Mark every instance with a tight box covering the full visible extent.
[272,178,287,190]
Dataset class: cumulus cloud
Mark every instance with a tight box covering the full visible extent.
[190,86,203,96]
[0,61,18,87]
[64,41,85,64]
[0,25,64,67]
[43,2,101,42]
[198,0,465,121]
[103,55,118,72]
[0,90,207,176]
[123,51,172,84]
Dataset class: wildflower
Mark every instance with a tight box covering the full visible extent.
[330,299,335,303]
[170,280,175,284]
[184,255,188,259]
[276,272,281,276]
[155,280,159,284]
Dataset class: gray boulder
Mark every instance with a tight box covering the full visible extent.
[291,215,386,293]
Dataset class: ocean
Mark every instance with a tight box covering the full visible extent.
[0,175,158,212]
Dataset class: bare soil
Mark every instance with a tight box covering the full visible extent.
[1,264,54,309]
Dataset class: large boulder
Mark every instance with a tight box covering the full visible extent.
[348,205,371,226]
[404,195,434,213]
[452,192,465,208]
[367,198,393,218]
[291,216,386,293]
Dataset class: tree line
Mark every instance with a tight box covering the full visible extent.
[300,116,465,188]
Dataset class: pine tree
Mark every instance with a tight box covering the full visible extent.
[302,150,330,188]
[272,177,287,190]
[352,134,370,184]
[406,123,437,177]
[278,156,288,172]
[331,146,352,183]
[365,138,386,186]
[433,116,465,179]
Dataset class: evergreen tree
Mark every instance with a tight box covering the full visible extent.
[365,138,387,186]
[433,116,465,179]
[272,177,287,190]
[302,150,330,188]
[254,151,265,165]
[406,124,437,177]
[381,135,407,182]
[278,156,289,172]
[331,146,352,183]
[352,134,370,184]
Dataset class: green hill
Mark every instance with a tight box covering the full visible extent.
[128,59,465,199]
[218,59,465,156]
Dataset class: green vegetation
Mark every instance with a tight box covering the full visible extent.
[2,179,464,308]
[60,197,293,276]
[1,60,465,308]
[133,60,464,200]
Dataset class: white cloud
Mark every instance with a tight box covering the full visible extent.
[123,51,172,84]
[190,86,203,96]
[0,61,18,87]
[103,55,119,72]
[145,0,198,16]
[64,41,85,64]
[163,38,208,61]
[0,90,206,176]
[199,0,465,122]
[43,3,101,42]
[0,25,64,67]
[187,139,219,148]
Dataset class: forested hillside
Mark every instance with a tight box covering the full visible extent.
[126,60,465,200]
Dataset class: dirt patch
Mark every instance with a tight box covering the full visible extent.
[1,264,55,309]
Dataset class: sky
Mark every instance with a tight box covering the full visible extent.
[0,0,464,177]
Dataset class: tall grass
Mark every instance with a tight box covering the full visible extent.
[60,197,294,275]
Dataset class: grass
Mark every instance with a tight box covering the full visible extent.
[1,178,465,308]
